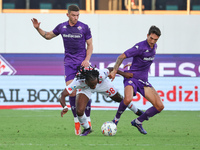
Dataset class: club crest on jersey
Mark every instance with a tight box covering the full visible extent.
[0,55,17,75]
[77,26,82,30]
[128,80,133,84]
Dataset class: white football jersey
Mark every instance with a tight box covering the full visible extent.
[66,68,117,98]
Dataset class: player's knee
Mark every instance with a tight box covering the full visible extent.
[157,103,164,112]
[123,98,132,105]
[76,109,84,116]
[160,103,164,111]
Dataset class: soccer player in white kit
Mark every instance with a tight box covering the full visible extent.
[59,66,144,136]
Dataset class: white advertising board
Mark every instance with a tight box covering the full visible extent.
[0,76,199,110]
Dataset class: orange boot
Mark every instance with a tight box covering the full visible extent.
[75,122,81,135]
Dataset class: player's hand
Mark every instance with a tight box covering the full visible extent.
[108,70,117,82]
[61,107,68,117]
[123,72,133,78]
[31,18,41,30]
[124,63,132,69]
[81,60,90,67]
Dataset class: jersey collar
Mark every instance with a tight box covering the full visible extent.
[66,21,80,27]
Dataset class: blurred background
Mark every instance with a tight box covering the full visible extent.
[1,0,200,11]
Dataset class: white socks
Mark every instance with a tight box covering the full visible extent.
[74,117,79,123]
[78,113,90,129]
[128,101,138,113]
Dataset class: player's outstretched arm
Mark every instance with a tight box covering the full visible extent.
[108,53,126,81]
[31,18,57,40]
[107,67,133,78]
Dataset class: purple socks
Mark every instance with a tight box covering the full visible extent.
[115,100,128,119]
[85,99,91,117]
[138,106,160,122]
[69,96,91,117]
[69,96,77,117]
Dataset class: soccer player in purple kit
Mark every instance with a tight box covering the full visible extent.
[109,26,164,134]
[31,5,93,135]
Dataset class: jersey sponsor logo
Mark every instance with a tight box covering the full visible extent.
[63,25,67,28]
[143,57,155,61]
[0,55,17,75]
[62,33,82,38]
[145,50,149,52]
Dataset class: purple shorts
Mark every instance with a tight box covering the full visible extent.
[123,78,152,97]
[64,64,80,82]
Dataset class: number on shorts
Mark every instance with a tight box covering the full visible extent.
[106,88,115,95]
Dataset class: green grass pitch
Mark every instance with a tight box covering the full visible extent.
[0,109,199,150]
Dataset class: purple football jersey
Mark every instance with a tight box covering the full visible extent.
[124,40,157,82]
[53,21,92,65]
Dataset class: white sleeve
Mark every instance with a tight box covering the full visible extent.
[98,68,109,81]
[65,78,81,94]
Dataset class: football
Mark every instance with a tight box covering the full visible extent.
[101,121,117,136]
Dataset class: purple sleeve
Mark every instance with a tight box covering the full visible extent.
[85,25,92,40]
[124,44,142,58]
[52,24,61,36]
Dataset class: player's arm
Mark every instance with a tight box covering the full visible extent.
[59,88,69,117]
[31,18,57,40]
[108,53,127,81]
[107,67,133,79]
[59,78,80,117]
[59,88,69,108]
[124,63,132,69]
[81,38,93,67]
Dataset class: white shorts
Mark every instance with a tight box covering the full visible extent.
[77,79,118,99]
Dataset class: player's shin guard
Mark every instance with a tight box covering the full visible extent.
[137,106,160,122]
[78,113,90,129]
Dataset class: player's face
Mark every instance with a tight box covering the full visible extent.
[147,33,159,48]
[67,11,79,26]
[86,79,98,89]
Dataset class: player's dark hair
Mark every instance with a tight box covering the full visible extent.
[76,66,99,82]
[68,5,79,13]
[148,25,161,37]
